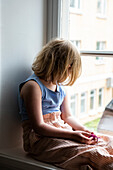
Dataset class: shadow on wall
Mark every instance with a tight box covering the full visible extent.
[0,68,32,149]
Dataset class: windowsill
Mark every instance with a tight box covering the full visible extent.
[96,14,107,19]
[0,147,62,170]
[70,8,83,15]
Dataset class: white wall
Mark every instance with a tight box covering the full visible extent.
[0,0,46,148]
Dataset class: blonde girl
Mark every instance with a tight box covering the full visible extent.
[18,39,97,169]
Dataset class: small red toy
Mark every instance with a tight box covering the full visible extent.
[89,134,100,142]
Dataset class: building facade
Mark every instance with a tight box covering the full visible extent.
[68,0,113,123]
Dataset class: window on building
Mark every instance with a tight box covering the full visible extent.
[53,0,113,125]
[98,88,103,107]
[97,0,107,17]
[80,92,86,113]
[71,40,81,49]
[90,90,96,110]
[70,0,82,14]
[96,41,106,63]
[96,41,106,50]
[70,94,76,116]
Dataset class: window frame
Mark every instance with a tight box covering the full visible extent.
[46,0,61,42]
[80,51,113,57]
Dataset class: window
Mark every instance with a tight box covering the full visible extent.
[70,94,76,116]
[97,0,107,18]
[98,88,103,107]
[49,0,113,126]
[71,40,81,49]
[80,92,86,114]
[96,41,106,50]
[96,41,106,63]
[90,90,96,110]
[70,0,82,14]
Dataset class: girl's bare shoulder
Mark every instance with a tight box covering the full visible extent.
[20,80,41,98]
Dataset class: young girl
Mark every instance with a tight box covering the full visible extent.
[18,39,113,170]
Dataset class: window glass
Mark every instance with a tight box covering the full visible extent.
[61,0,113,126]
[66,55,113,123]
[68,0,113,51]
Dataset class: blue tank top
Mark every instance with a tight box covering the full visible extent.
[18,73,66,121]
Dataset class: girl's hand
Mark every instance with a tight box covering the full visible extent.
[82,128,99,143]
[72,131,97,145]
[83,127,94,134]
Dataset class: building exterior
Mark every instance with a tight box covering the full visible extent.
[67,0,113,123]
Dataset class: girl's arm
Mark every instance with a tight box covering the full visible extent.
[61,91,91,132]
[21,81,95,144]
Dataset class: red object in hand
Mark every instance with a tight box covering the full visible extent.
[89,134,100,141]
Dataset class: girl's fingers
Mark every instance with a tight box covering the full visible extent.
[83,127,95,134]
[75,131,98,144]
[83,135,93,141]
[87,139,97,145]
[81,133,98,145]
[82,131,92,137]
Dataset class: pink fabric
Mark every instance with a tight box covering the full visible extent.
[22,112,113,170]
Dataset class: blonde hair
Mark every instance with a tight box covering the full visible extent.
[32,38,81,86]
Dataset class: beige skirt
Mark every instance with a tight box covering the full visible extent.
[22,112,113,170]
